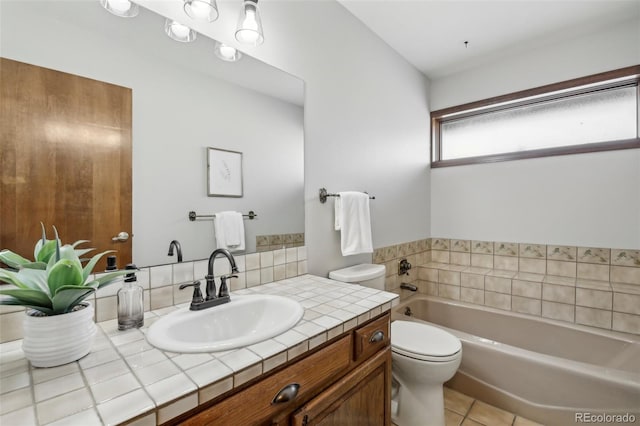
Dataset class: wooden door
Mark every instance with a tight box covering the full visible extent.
[0,58,132,271]
[290,348,392,426]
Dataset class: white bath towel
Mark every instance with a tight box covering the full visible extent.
[335,191,373,256]
[213,211,245,252]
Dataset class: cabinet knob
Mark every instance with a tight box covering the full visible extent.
[369,330,385,343]
[271,383,300,405]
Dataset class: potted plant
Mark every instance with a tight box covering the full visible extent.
[0,224,130,367]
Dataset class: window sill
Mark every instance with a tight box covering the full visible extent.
[431,138,640,168]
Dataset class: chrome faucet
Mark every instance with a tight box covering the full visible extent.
[180,248,238,311]
[167,240,183,263]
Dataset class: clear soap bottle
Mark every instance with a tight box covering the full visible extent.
[117,263,144,330]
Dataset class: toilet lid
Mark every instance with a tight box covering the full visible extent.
[391,321,461,361]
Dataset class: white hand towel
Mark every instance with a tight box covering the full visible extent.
[335,191,373,256]
[213,211,245,252]
[334,196,342,231]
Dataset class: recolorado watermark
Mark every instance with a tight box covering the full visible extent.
[575,412,637,423]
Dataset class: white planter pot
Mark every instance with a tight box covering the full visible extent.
[22,302,97,368]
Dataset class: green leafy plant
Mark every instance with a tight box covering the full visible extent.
[0,224,130,315]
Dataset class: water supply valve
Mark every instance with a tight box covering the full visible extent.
[398,258,412,276]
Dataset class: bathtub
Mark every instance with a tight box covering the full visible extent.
[392,295,640,426]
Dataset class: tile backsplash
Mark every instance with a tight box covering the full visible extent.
[256,233,304,252]
[374,238,640,336]
[0,247,308,343]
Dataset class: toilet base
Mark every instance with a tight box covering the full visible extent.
[392,382,446,426]
[390,321,462,426]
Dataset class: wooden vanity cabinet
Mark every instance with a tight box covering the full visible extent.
[177,313,391,426]
[286,348,391,426]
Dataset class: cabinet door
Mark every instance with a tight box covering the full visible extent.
[353,314,390,363]
[291,347,391,426]
[181,336,352,426]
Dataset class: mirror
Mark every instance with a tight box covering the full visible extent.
[1,1,304,267]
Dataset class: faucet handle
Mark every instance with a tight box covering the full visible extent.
[179,281,204,305]
[218,275,238,298]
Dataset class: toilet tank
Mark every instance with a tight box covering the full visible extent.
[328,264,386,290]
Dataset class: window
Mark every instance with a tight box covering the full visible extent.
[431,66,640,167]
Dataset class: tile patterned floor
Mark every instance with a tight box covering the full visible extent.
[444,387,544,426]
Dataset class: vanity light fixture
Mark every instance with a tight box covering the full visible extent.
[165,19,197,42]
[183,0,219,23]
[214,41,243,62]
[235,0,264,46]
[100,0,139,17]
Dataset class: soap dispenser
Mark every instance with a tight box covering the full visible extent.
[117,263,144,330]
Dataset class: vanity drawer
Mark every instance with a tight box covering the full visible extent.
[353,313,390,362]
[181,334,352,426]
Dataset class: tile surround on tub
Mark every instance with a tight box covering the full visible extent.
[432,238,450,250]
[546,260,576,278]
[519,244,546,259]
[494,242,518,257]
[374,238,640,335]
[577,247,610,264]
[372,238,430,292]
[450,239,471,253]
[611,249,640,267]
[512,296,541,316]
[547,245,577,261]
[471,253,494,269]
[472,240,493,254]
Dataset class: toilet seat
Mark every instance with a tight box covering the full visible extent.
[391,320,461,362]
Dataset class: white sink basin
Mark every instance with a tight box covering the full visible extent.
[146,294,304,353]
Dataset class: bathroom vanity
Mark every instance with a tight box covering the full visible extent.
[177,313,391,425]
[0,275,398,425]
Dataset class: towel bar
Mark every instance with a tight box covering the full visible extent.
[188,211,257,221]
[319,188,375,204]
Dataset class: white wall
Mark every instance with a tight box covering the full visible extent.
[1,2,304,266]
[141,0,433,275]
[431,150,640,248]
[291,2,432,274]
[429,18,640,250]
[430,19,640,110]
[293,2,431,274]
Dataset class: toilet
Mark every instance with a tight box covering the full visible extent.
[391,320,461,426]
[328,263,387,289]
[329,264,462,426]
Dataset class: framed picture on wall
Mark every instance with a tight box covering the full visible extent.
[207,147,243,197]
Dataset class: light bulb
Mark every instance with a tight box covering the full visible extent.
[235,0,263,45]
[189,2,210,18]
[236,30,258,45]
[220,46,236,57]
[170,22,190,39]
[215,42,242,62]
[109,0,132,13]
[183,0,219,22]
[100,0,139,17]
[164,19,197,42]
[242,10,258,31]
[237,11,259,43]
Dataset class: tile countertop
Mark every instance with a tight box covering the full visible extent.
[0,275,399,426]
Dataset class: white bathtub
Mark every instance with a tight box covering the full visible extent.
[392,295,640,426]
